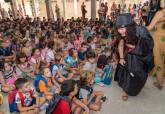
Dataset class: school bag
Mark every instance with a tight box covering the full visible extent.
[102,64,113,85]
[77,83,93,100]
[8,89,33,113]
[46,93,72,114]
[34,74,48,93]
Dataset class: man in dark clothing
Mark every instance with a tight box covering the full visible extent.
[81,2,87,19]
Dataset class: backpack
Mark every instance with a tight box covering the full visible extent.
[103,64,113,85]
[8,89,33,113]
[34,75,48,93]
[46,94,72,114]
[77,84,93,100]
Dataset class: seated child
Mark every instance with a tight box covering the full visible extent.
[48,80,89,114]
[34,67,60,98]
[0,71,15,92]
[78,42,88,61]
[15,78,46,114]
[78,71,106,111]
[30,48,43,74]
[16,52,34,79]
[1,61,17,86]
[83,51,104,83]
[97,47,111,69]
[64,48,80,74]
[51,54,73,83]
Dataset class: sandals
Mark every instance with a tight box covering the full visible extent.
[153,82,164,90]
[122,95,128,101]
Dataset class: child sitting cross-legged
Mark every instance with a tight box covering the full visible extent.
[78,71,106,111]
[14,78,46,114]
[34,67,60,99]
[51,54,74,83]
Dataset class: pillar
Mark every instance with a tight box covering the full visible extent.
[45,0,53,19]
[62,0,66,19]
[11,0,18,18]
[91,0,96,20]
[73,0,77,18]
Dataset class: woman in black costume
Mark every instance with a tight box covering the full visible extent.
[114,14,154,101]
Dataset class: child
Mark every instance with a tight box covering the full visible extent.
[0,70,15,92]
[97,48,111,69]
[78,71,105,111]
[16,52,34,79]
[15,78,45,114]
[48,80,78,114]
[83,51,104,83]
[1,62,17,85]
[30,48,42,74]
[35,67,60,98]
[51,54,73,83]
[64,48,79,74]
[21,39,32,58]
[46,41,55,64]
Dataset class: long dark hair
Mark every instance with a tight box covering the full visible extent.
[126,25,138,45]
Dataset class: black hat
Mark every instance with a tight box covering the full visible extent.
[115,13,134,29]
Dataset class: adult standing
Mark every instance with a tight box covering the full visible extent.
[81,2,87,19]
[147,0,165,90]
[142,2,150,25]
[147,0,160,25]
[114,13,154,101]
[104,2,108,20]
[55,4,60,20]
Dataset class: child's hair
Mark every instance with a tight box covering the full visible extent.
[86,51,95,59]
[80,71,95,86]
[68,48,74,57]
[39,66,49,75]
[54,54,62,63]
[14,78,28,89]
[47,40,54,50]
[22,39,29,47]
[31,47,40,56]
[2,61,12,70]
[16,52,27,64]
[87,36,93,44]
[60,80,77,96]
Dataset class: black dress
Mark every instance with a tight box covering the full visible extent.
[114,26,154,96]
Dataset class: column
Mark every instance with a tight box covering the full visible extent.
[45,0,53,19]
[62,0,66,19]
[73,0,77,18]
[11,0,18,18]
[91,0,96,20]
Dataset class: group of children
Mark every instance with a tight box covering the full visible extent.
[0,16,119,114]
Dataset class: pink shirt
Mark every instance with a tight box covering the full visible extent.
[74,39,81,50]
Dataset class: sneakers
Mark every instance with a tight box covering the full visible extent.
[101,96,107,102]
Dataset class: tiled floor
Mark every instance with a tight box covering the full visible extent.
[1,77,165,114]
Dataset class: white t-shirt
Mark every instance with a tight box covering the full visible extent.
[46,49,55,63]
[15,88,37,106]
[83,62,96,72]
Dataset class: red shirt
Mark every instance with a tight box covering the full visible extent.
[52,99,71,114]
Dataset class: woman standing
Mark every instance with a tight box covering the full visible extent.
[114,13,154,101]
[147,0,165,90]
